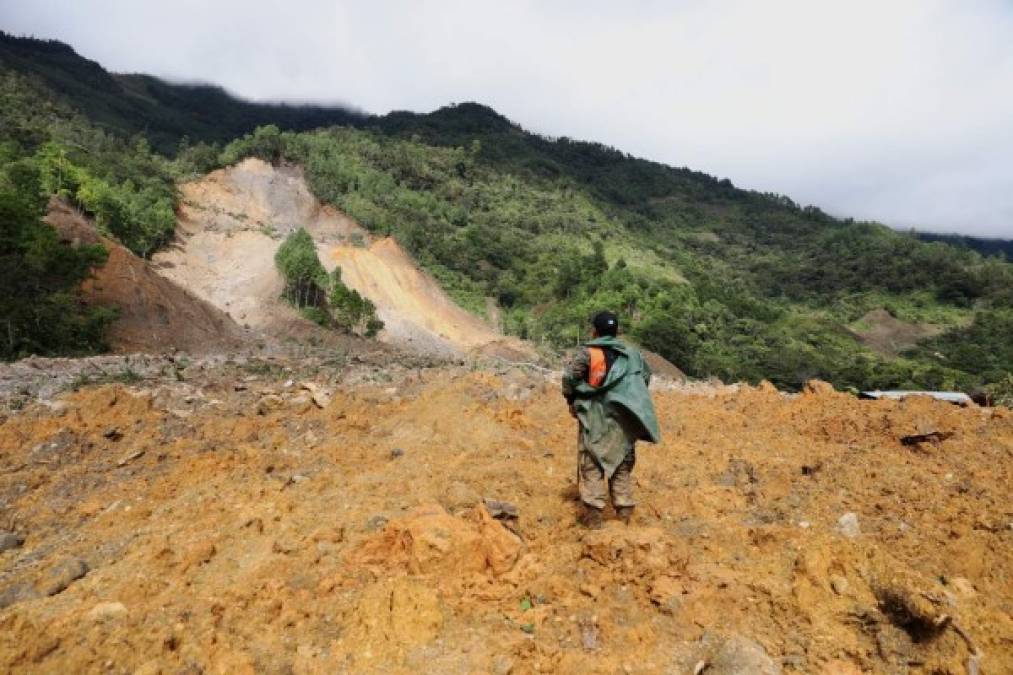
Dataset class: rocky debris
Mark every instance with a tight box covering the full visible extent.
[648,575,686,613]
[900,430,954,446]
[116,449,145,467]
[835,512,861,539]
[440,481,480,513]
[872,577,950,641]
[353,503,522,577]
[0,365,1010,673]
[945,576,977,599]
[491,654,515,675]
[483,498,519,521]
[256,394,285,415]
[390,447,405,459]
[580,619,600,650]
[818,660,864,675]
[0,583,40,609]
[830,575,850,595]
[365,514,389,532]
[716,458,758,489]
[671,634,781,675]
[88,601,128,621]
[708,635,781,674]
[37,558,89,596]
[0,531,25,551]
[582,526,685,575]
[300,381,331,408]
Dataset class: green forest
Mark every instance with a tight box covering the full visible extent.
[1,33,1010,396]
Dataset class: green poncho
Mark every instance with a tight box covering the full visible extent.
[564,336,661,477]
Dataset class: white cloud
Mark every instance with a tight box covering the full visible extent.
[4,0,1012,236]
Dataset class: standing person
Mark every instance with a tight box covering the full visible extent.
[562,311,660,529]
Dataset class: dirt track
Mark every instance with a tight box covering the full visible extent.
[0,363,1010,674]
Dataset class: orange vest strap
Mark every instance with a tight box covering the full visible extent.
[587,347,607,387]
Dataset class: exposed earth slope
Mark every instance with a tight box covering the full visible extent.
[0,360,1009,674]
[153,158,530,359]
[44,200,248,355]
[329,238,532,360]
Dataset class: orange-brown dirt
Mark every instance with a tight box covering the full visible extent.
[44,200,248,355]
[0,365,1010,674]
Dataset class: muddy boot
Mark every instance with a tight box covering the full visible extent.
[615,506,634,525]
[578,505,604,530]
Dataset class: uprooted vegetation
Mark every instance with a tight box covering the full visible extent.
[0,359,1010,673]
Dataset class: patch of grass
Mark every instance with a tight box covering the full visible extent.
[70,367,143,390]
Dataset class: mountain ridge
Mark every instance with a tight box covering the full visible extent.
[1,31,1010,394]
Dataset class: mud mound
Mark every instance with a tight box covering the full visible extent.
[640,348,685,381]
[1,368,1010,673]
[45,200,247,354]
[353,503,523,577]
[157,158,534,358]
[851,308,943,356]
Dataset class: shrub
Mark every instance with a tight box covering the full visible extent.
[275,228,328,308]
[330,268,383,336]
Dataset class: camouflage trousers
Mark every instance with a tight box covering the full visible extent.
[578,444,636,511]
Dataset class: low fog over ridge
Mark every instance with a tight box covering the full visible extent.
[5,0,1012,237]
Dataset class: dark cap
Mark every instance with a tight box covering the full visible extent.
[592,310,619,337]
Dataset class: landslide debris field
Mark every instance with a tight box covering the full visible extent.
[0,357,1011,675]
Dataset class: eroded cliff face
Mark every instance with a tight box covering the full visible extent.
[152,157,530,359]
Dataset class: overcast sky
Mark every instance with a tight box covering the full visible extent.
[4,1,1012,237]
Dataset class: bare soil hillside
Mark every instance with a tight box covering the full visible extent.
[45,200,248,354]
[155,158,531,359]
[850,309,944,357]
[330,237,532,361]
[1,362,1009,674]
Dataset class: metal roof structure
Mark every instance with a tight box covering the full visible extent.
[859,390,972,405]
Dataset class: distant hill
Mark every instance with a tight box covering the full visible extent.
[0,32,367,152]
[915,232,1012,260]
[1,32,1010,394]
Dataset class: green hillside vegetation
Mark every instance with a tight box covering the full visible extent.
[0,35,1010,393]
[274,227,382,336]
[221,122,1011,391]
[0,155,114,359]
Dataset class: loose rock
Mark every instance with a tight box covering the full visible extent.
[441,481,480,513]
[256,394,284,415]
[492,654,515,675]
[365,514,389,532]
[708,635,781,675]
[835,512,861,539]
[0,583,40,609]
[37,558,89,596]
[0,531,25,551]
[830,575,850,595]
[483,498,519,520]
[88,601,127,621]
